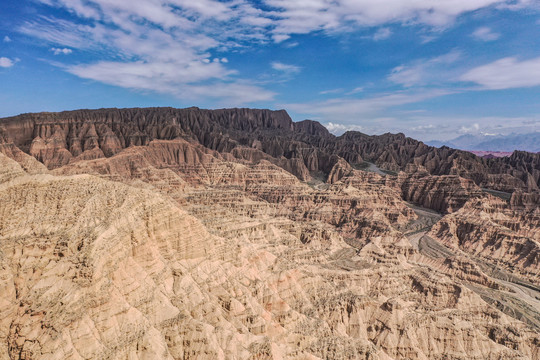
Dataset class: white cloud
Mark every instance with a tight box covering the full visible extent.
[497,0,540,10]
[389,65,423,87]
[0,57,15,68]
[265,0,528,41]
[460,56,540,89]
[51,47,73,55]
[293,94,540,140]
[19,17,98,50]
[405,115,540,141]
[324,122,363,135]
[271,61,301,73]
[68,60,274,103]
[459,123,480,133]
[16,0,537,104]
[421,35,437,44]
[373,27,392,41]
[285,89,455,120]
[389,50,462,87]
[3,36,11,42]
[411,124,436,131]
[471,26,500,41]
[346,87,364,95]
[68,60,229,88]
[26,0,532,51]
[283,41,299,48]
[272,34,290,43]
[19,0,276,104]
[319,88,343,95]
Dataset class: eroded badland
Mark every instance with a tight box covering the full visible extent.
[0,107,538,359]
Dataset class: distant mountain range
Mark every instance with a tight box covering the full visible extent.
[426,132,540,153]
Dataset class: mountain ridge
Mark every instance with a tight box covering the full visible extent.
[427,132,540,153]
[1,107,539,193]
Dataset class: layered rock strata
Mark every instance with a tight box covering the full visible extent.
[0,108,539,359]
[1,107,538,191]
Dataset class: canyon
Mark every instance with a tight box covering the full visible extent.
[0,107,539,359]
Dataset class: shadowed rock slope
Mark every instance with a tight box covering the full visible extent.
[1,107,538,191]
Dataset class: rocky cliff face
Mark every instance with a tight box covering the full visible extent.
[4,107,537,192]
[1,107,539,360]
[331,132,540,192]
[430,196,540,284]
[392,171,484,214]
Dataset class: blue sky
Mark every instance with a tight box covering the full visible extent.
[1,0,539,140]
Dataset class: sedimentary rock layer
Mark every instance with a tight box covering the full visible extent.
[1,107,538,191]
[0,108,539,359]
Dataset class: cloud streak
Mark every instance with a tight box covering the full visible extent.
[406,114,540,140]
[285,89,456,119]
[460,56,540,89]
[265,0,523,40]
[51,47,72,55]
[471,26,500,41]
[389,50,462,87]
[373,27,392,41]
[271,62,301,73]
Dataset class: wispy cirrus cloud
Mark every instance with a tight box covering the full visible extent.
[471,26,500,41]
[271,61,301,74]
[373,27,392,41]
[389,50,462,87]
[319,88,344,95]
[460,56,540,89]
[19,16,99,50]
[67,59,274,103]
[20,1,276,104]
[346,87,364,95]
[285,89,456,120]
[264,0,530,41]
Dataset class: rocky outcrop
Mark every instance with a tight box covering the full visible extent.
[334,132,540,192]
[430,196,540,283]
[511,191,540,210]
[393,171,484,214]
[326,156,353,184]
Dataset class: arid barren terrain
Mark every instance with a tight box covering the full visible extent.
[0,107,539,359]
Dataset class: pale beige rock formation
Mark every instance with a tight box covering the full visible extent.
[1,107,539,359]
[1,146,539,360]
